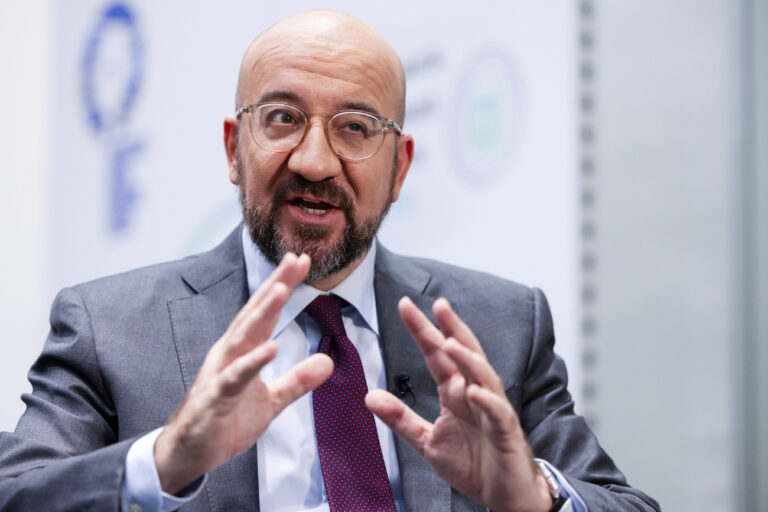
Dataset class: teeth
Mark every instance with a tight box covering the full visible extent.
[300,205,329,215]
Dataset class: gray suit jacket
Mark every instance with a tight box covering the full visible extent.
[0,227,659,511]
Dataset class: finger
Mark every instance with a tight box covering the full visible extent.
[444,337,505,394]
[218,340,279,397]
[366,389,432,456]
[206,255,309,373]
[398,297,457,384]
[208,281,291,371]
[229,253,310,332]
[433,373,478,425]
[466,383,522,441]
[253,253,310,304]
[432,298,484,354]
[235,281,292,349]
[269,353,334,413]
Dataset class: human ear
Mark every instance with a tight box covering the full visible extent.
[223,116,240,185]
[390,133,414,202]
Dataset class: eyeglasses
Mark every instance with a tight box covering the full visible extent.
[236,102,401,162]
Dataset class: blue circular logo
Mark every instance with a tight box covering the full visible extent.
[82,3,144,133]
[449,47,525,186]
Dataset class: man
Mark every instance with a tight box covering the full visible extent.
[0,10,659,512]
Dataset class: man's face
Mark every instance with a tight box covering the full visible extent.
[228,30,412,285]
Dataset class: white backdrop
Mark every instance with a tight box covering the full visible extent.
[1,1,578,430]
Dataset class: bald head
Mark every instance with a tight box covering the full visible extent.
[235,10,406,124]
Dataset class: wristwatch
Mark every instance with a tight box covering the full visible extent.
[535,460,568,512]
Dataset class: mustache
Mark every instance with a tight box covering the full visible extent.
[272,174,354,213]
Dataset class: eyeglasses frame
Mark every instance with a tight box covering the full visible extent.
[235,102,402,162]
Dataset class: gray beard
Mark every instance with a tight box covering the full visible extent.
[238,162,394,282]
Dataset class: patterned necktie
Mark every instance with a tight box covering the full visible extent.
[305,294,397,512]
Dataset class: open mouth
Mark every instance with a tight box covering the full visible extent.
[290,196,336,215]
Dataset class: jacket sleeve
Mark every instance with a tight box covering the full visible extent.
[0,287,134,511]
[519,288,660,512]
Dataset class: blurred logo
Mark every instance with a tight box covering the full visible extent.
[82,3,143,133]
[449,47,525,186]
[82,2,145,233]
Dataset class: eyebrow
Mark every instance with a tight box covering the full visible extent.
[255,91,382,117]
[339,101,381,117]
[257,90,301,104]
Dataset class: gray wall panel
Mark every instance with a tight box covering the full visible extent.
[583,1,745,510]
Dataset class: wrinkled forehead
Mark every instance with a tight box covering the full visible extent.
[236,12,405,120]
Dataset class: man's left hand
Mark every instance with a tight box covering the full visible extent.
[366,297,554,512]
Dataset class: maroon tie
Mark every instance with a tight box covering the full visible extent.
[305,295,397,511]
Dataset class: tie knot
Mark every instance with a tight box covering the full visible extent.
[304,294,348,337]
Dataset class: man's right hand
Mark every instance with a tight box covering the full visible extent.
[153,253,334,495]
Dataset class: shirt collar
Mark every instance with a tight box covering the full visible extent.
[241,225,379,339]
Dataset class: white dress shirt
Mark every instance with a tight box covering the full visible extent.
[243,229,405,511]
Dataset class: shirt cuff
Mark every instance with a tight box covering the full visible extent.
[534,458,587,512]
[121,427,207,512]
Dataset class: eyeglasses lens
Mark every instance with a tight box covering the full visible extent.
[251,104,384,160]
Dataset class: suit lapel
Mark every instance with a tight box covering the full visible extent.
[168,227,248,392]
[374,244,452,512]
[167,227,261,511]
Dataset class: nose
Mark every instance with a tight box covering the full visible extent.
[286,119,343,181]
